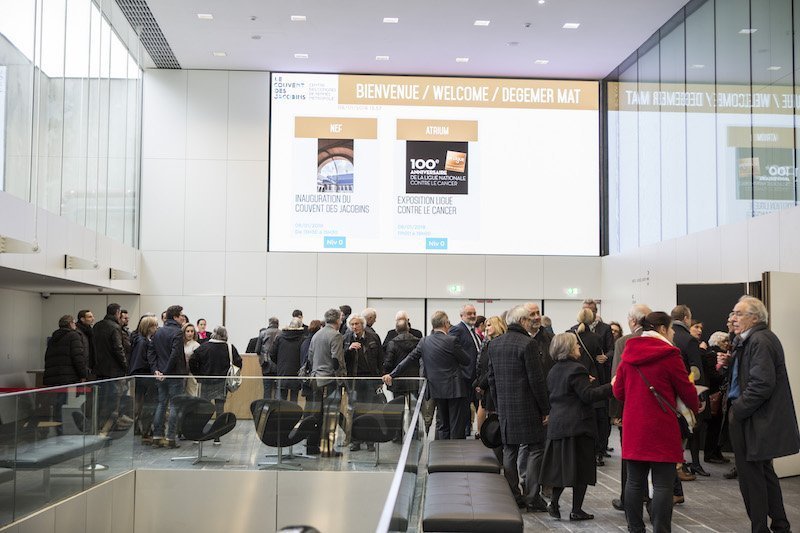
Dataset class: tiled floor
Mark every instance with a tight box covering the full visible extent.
[3,422,800,532]
[517,432,800,532]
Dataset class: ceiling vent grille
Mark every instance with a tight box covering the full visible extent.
[115,0,181,69]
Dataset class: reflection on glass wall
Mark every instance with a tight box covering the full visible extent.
[606,0,799,254]
[0,0,143,247]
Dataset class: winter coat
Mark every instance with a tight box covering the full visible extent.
[343,329,383,377]
[728,323,800,461]
[613,334,700,463]
[270,328,305,389]
[189,340,242,377]
[384,332,421,376]
[76,322,95,372]
[43,328,88,386]
[93,315,127,378]
[546,358,612,440]
[147,318,186,375]
[488,323,550,445]
[128,332,152,375]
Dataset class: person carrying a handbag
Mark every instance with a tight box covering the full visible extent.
[189,325,242,445]
[613,311,700,533]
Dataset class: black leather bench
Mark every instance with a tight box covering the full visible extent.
[389,471,417,531]
[423,472,523,533]
[427,440,501,474]
[0,435,109,497]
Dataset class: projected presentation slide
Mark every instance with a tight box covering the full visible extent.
[269,73,600,255]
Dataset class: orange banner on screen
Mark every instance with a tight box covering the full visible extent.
[396,119,478,141]
[295,117,378,139]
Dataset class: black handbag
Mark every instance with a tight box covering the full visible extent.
[634,367,693,440]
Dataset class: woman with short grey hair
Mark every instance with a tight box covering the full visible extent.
[539,332,613,521]
[189,325,242,444]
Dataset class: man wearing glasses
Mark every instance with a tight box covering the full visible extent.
[719,296,799,533]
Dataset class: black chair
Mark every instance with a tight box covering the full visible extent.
[170,396,237,464]
[251,399,317,470]
[350,396,406,466]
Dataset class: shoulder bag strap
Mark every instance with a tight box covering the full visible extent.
[634,366,679,416]
[227,342,234,366]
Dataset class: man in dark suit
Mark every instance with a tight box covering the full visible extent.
[383,310,471,440]
[722,296,800,533]
[449,303,481,437]
[488,304,550,511]
[609,303,651,511]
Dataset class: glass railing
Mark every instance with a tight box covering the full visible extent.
[0,375,427,529]
[0,379,135,526]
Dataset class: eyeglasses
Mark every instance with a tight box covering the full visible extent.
[731,311,754,317]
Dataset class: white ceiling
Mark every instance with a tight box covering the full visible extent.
[145,0,689,79]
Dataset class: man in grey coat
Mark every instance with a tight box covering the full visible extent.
[307,308,346,456]
[723,296,800,533]
[488,304,550,511]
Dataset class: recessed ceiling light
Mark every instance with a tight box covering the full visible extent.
[294,53,309,59]
[375,55,390,61]
[197,13,213,20]
[562,22,580,29]
[474,20,490,26]
[290,15,306,22]
[534,59,549,64]
[767,65,782,70]
[383,17,399,24]
[211,51,226,57]
[739,28,757,34]
[506,41,519,46]
[689,64,705,69]
[538,0,545,4]
[456,57,469,63]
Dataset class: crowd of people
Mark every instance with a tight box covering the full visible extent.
[42,296,800,532]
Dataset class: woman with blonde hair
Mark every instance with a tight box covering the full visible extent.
[182,323,201,396]
[475,315,507,436]
[128,315,158,444]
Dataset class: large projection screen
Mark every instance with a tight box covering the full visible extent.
[269,73,599,255]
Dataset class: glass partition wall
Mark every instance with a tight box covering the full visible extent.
[0,0,144,247]
[0,376,427,530]
[606,0,799,254]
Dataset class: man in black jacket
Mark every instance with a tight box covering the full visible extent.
[92,303,129,436]
[76,309,95,376]
[383,310,423,349]
[722,296,800,533]
[147,304,186,448]
[383,310,471,440]
[44,315,88,435]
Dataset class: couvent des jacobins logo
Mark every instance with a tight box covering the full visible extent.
[405,141,469,195]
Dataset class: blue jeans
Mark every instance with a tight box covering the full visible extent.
[153,379,185,440]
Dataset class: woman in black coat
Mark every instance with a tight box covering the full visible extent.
[269,319,306,402]
[189,326,242,442]
[572,308,610,466]
[540,332,613,522]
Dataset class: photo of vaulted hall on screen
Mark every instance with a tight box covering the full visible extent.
[317,138,354,192]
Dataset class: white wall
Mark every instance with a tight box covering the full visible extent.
[601,203,800,328]
[0,288,42,382]
[0,190,141,376]
[140,69,602,349]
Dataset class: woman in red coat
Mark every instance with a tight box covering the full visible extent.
[613,311,699,533]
